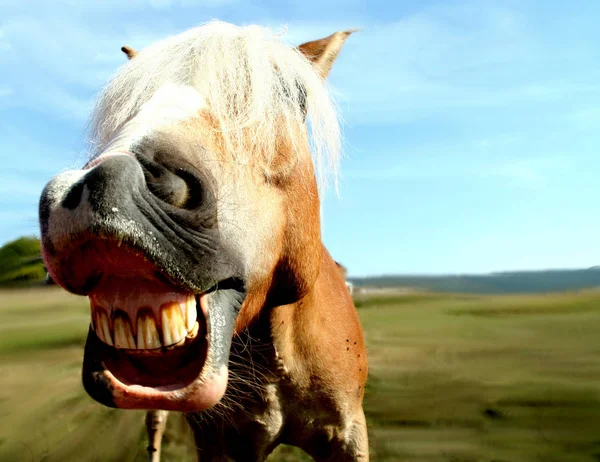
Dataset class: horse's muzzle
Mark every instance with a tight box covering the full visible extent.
[38,153,246,411]
[39,153,231,293]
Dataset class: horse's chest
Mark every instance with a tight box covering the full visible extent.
[249,383,285,440]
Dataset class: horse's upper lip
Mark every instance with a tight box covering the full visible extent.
[48,234,226,297]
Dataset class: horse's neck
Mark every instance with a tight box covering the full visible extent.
[187,249,363,450]
[264,247,358,383]
[229,246,352,379]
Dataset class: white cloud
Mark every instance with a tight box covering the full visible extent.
[294,5,600,126]
[344,142,570,189]
[0,84,13,97]
[0,123,84,243]
[0,4,236,121]
[0,124,84,175]
[0,29,12,52]
[0,0,237,10]
[0,3,595,179]
[0,174,48,198]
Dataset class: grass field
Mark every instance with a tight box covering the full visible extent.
[2,288,600,461]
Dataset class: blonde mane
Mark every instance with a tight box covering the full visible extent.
[89,21,341,185]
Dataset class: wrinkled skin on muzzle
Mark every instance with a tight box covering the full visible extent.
[39,151,247,411]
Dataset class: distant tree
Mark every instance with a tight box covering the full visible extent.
[0,236,46,286]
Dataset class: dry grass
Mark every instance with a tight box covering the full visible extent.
[2,287,600,461]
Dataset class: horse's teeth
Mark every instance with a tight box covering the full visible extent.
[172,337,186,348]
[114,314,136,349]
[98,310,113,346]
[186,296,196,332]
[137,313,161,349]
[90,296,196,350]
[186,321,200,340]
[161,302,187,347]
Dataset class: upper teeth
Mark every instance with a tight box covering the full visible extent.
[137,311,162,349]
[90,294,199,349]
[114,314,136,349]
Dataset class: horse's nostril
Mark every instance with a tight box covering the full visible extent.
[146,170,189,208]
[138,155,203,210]
[62,181,85,210]
[175,169,203,210]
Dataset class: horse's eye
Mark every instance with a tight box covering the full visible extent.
[137,154,203,210]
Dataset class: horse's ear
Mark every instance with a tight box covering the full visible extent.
[297,30,356,79]
[121,46,138,60]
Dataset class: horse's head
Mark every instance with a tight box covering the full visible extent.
[38,22,352,412]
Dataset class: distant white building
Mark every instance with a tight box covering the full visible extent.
[345,281,354,293]
[335,261,354,294]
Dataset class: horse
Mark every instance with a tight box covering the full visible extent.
[38,21,368,461]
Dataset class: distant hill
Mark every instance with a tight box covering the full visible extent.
[0,237,46,287]
[349,269,600,294]
[2,236,600,294]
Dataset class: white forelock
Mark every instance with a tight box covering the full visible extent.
[89,21,341,186]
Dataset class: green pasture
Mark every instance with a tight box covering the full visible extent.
[2,288,600,461]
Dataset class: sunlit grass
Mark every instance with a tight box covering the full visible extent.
[2,287,600,461]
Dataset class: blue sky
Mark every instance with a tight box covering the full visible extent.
[1,0,599,276]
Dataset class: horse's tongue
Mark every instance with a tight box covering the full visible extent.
[89,276,197,349]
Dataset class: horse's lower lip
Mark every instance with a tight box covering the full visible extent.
[82,314,221,411]
[99,322,209,390]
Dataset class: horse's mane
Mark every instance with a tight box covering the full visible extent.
[89,21,341,185]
